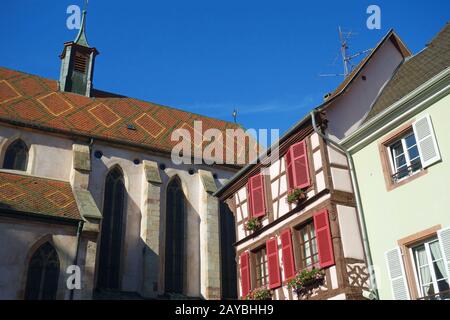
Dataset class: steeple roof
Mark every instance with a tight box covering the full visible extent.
[74,10,90,47]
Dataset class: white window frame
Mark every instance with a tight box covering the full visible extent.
[387,130,422,183]
[410,238,449,299]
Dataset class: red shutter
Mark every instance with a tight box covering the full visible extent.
[249,174,266,217]
[286,140,310,190]
[285,148,295,190]
[280,228,296,280]
[314,209,335,268]
[266,237,281,289]
[240,251,251,297]
[246,180,253,218]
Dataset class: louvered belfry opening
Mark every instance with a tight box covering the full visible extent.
[73,52,88,74]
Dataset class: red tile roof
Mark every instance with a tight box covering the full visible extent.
[0,67,247,161]
[0,171,81,220]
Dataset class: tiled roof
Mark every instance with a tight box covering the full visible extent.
[364,22,450,123]
[0,67,246,160]
[0,171,81,220]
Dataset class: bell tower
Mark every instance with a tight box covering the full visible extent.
[59,9,99,97]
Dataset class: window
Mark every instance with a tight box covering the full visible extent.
[254,247,269,288]
[380,115,441,190]
[25,242,60,300]
[165,176,186,294]
[388,131,422,183]
[247,173,267,218]
[412,239,450,300]
[285,140,310,190]
[298,221,319,270]
[3,139,28,171]
[97,167,125,290]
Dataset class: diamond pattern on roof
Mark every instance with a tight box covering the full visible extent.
[0,80,22,104]
[0,172,81,220]
[88,103,122,128]
[45,191,74,208]
[37,92,74,116]
[134,113,166,138]
[0,66,250,164]
[0,183,25,201]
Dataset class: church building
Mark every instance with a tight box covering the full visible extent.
[0,10,242,300]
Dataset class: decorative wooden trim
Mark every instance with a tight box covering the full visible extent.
[397,224,442,300]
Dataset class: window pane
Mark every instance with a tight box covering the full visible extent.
[415,245,427,266]
[437,279,450,295]
[395,155,407,170]
[407,146,420,161]
[422,283,435,297]
[429,241,443,260]
[405,133,417,148]
[391,141,404,157]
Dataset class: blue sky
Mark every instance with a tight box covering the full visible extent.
[1,0,448,136]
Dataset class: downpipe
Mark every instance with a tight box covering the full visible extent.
[310,110,379,300]
[70,220,84,300]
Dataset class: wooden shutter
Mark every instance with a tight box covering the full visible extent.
[412,114,441,168]
[385,247,410,300]
[240,251,251,297]
[246,180,254,218]
[286,140,310,190]
[437,227,450,280]
[249,174,266,217]
[313,209,335,268]
[280,228,296,280]
[266,237,281,289]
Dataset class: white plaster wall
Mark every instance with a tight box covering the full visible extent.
[325,39,405,140]
[331,167,353,193]
[0,217,77,300]
[0,124,236,299]
[337,205,364,260]
[0,127,72,181]
[89,141,235,297]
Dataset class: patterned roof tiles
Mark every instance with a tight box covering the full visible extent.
[0,171,81,220]
[0,67,244,159]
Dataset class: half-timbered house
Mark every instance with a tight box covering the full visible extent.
[215,113,371,300]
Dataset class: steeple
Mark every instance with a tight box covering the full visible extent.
[59,8,99,97]
[74,10,90,47]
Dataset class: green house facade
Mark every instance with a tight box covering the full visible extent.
[341,24,450,300]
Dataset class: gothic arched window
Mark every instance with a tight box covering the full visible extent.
[164,177,186,294]
[97,167,125,290]
[24,242,60,300]
[3,139,28,171]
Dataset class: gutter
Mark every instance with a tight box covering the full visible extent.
[310,110,379,300]
[70,220,84,300]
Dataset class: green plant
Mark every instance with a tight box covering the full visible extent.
[287,188,307,205]
[245,287,272,300]
[244,217,261,232]
[287,268,325,296]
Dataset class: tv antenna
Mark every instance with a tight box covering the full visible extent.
[319,26,372,79]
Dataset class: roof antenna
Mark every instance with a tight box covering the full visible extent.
[232,108,237,124]
[319,26,372,79]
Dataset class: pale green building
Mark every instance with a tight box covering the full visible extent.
[340,23,450,300]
